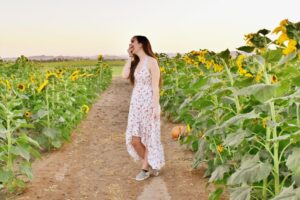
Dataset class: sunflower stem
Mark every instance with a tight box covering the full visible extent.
[222,59,241,114]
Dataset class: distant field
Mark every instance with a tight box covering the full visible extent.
[105,60,125,77]
[34,59,125,77]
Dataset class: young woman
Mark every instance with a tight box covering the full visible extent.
[122,35,165,181]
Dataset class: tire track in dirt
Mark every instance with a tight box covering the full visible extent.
[11,76,216,200]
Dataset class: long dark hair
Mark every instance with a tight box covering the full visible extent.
[128,35,162,88]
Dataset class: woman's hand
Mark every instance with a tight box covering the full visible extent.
[122,46,134,79]
[153,105,161,120]
[127,45,134,57]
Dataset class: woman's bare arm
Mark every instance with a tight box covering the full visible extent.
[121,58,133,79]
[149,58,160,110]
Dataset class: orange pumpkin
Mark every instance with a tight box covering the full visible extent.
[171,126,181,139]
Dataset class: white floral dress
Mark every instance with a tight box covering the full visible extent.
[125,56,165,170]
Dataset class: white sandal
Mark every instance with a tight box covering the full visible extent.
[149,165,160,176]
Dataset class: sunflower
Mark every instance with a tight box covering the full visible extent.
[30,74,35,83]
[70,74,79,81]
[159,67,166,73]
[235,55,253,77]
[273,26,286,34]
[277,33,289,45]
[71,70,80,76]
[24,111,31,118]
[17,83,26,92]
[262,118,267,129]
[46,72,58,80]
[6,80,11,90]
[160,90,164,96]
[271,75,278,84]
[81,105,90,114]
[37,80,49,93]
[56,69,64,77]
[244,33,254,46]
[280,19,289,26]
[197,55,206,63]
[183,55,192,64]
[186,123,191,132]
[213,63,224,72]
[282,39,297,55]
[79,73,87,77]
[205,60,214,69]
[199,70,204,76]
[103,63,108,68]
[217,145,224,153]
[244,73,253,78]
[198,130,204,138]
[255,71,263,83]
[273,19,289,37]
[0,80,5,87]
[98,54,103,62]
[236,55,246,69]
[86,74,94,77]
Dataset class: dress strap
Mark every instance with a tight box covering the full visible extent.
[144,56,148,65]
[143,56,149,69]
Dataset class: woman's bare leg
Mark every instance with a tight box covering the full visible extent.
[131,136,149,170]
[142,148,149,170]
[131,136,145,159]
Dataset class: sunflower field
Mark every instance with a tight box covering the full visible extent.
[158,19,300,200]
[0,55,112,192]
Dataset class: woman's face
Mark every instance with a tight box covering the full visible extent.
[130,37,142,55]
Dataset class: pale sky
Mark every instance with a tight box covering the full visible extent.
[0,0,299,57]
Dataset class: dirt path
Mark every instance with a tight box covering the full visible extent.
[11,76,216,200]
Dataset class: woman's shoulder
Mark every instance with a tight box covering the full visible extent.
[147,56,159,66]
[148,56,157,61]
[147,56,159,73]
